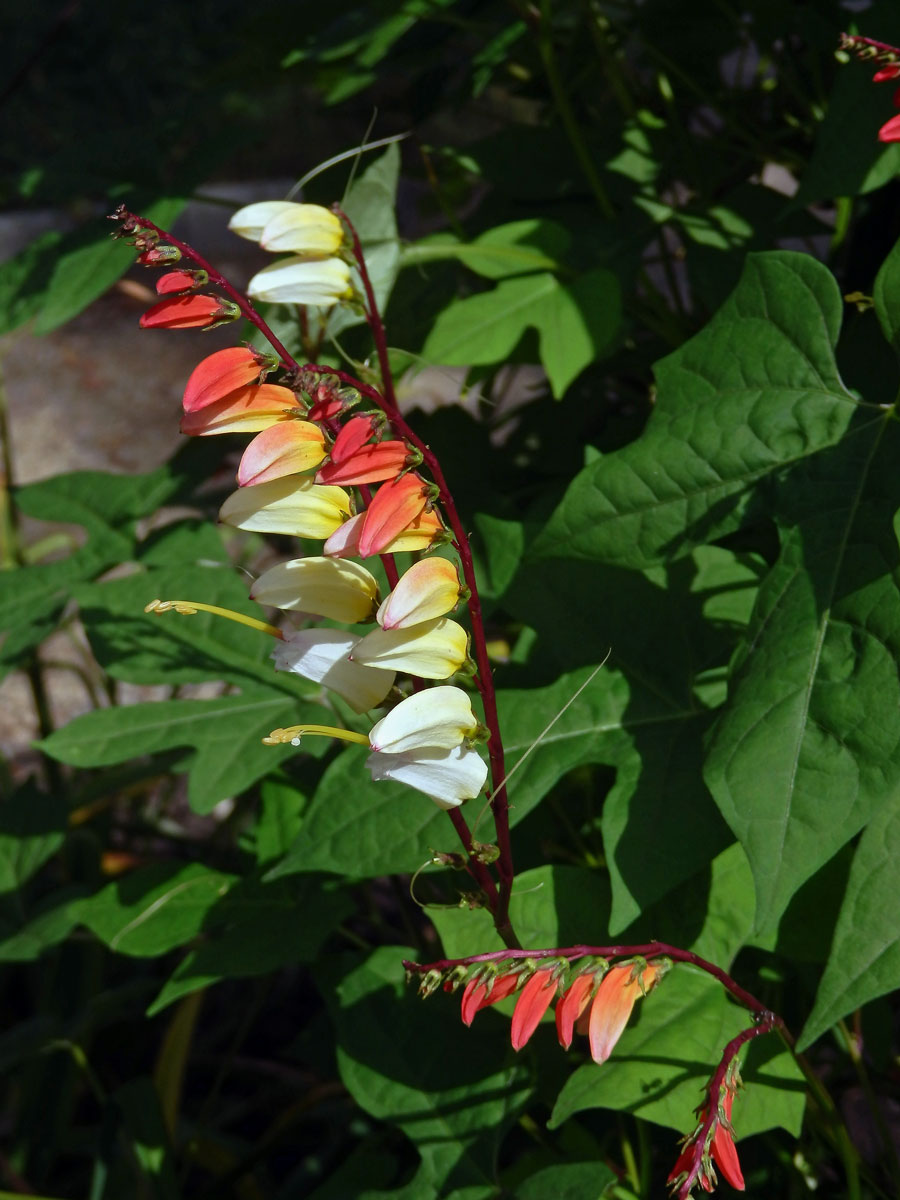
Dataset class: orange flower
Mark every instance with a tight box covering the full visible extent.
[587,959,665,1064]
[236,420,327,486]
[180,383,298,436]
[358,474,432,557]
[315,415,412,485]
[510,968,558,1050]
[139,294,238,330]
[182,346,270,412]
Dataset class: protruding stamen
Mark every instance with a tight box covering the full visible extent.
[144,598,284,639]
[262,724,371,748]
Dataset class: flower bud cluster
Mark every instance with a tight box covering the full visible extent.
[667,1059,745,1195]
[839,33,900,141]
[130,205,488,810]
[415,954,671,1060]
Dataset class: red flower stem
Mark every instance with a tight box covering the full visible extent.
[403,942,776,1015]
[115,209,300,370]
[335,209,518,945]
[447,809,499,903]
[117,209,512,933]
[675,1017,781,1200]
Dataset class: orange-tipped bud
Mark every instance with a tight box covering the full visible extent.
[460,973,519,1026]
[139,294,239,330]
[180,384,298,436]
[510,968,558,1050]
[324,506,446,558]
[237,420,327,486]
[358,474,431,558]
[588,960,664,1064]
[183,346,271,412]
[156,270,204,294]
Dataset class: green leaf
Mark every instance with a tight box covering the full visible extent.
[75,563,296,690]
[0,889,84,962]
[38,692,312,813]
[400,220,569,279]
[705,416,900,931]
[75,862,236,956]
[422,269,620,397]
[0,230,63,335]
[319,947,532,1195]
[873,230,900,351]
[0,781,67,893]
[514,1162,617,1199]
[548,969,805,1137]
[147,875,352,1014]
[799,794,900,1049]
[530,252,856,566]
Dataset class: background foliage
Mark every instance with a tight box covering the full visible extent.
[2,1,900,1197]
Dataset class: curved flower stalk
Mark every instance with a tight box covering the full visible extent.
[406,943,789,1198]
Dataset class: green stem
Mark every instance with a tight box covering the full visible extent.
[838,1018,900,1196]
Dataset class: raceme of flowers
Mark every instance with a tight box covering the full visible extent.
[131,201,487,810]
[840,32,900,141]
[412,952,745,1194]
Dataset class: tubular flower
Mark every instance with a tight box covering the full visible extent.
[183,346,274,412]
[264,684,487,807]
[377,558,463,630]
[247,256,354,307]
[368,686,479,753]
[237,420,327,487]
[258,204,345,257]
[365,743,488,808]
[315,414,412,485]
[460,971,521,1026]
[272,629,394,713]
[358,474,434,558]
[180,384,298,436]
[139,294,239,330]
[229,201,344,258]
[219,476,350,540]
[351,617,469,679]
[323,507,446,558]
[667,1078,745,1195]
[510,969,559,1050]
[556,967,605,1049]
[587,959,668,1064]
[250,557,379,623]
[156,270,203,294]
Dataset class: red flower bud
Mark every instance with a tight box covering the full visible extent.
[136,245,182,265]
[156,270,204,295]
[139,295,239,330]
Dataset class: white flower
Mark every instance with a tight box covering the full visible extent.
[251,557,379,624]
[272,629,394,713]
[368,686,479,753]
[365,743,488,809]
[351,618,468,679]
[247,256,353,307]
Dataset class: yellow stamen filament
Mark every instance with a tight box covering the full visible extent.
[262,724,370,747]
[145,598,284,639]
